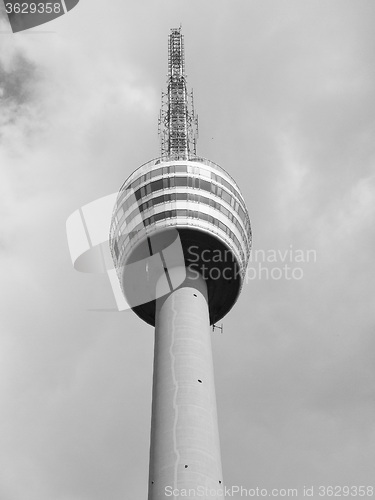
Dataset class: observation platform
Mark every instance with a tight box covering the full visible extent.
[110,157,252,326]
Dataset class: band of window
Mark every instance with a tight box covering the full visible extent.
[113,209,248,273]
[117,175,249,232]
[118,191,250,250]
[116,163,247,216]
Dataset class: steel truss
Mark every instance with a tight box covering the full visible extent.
[158,27,198,161]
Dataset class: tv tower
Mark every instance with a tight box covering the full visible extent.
[110,27,251,499]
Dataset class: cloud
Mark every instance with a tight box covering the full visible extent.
[1,0,375,498]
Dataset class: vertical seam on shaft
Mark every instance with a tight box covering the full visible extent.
[169,291,180,492]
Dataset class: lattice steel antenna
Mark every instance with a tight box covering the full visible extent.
[158,26,198,161]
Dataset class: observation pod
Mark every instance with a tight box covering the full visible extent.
[110,156,251,326]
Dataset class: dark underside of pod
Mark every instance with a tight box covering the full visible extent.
[121,228,242,326]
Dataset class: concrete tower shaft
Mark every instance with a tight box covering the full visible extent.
[149,268,224,497]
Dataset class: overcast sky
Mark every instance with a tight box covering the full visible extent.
[1,1,375,499]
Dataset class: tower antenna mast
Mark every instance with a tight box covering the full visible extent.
[159,26,198,160]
